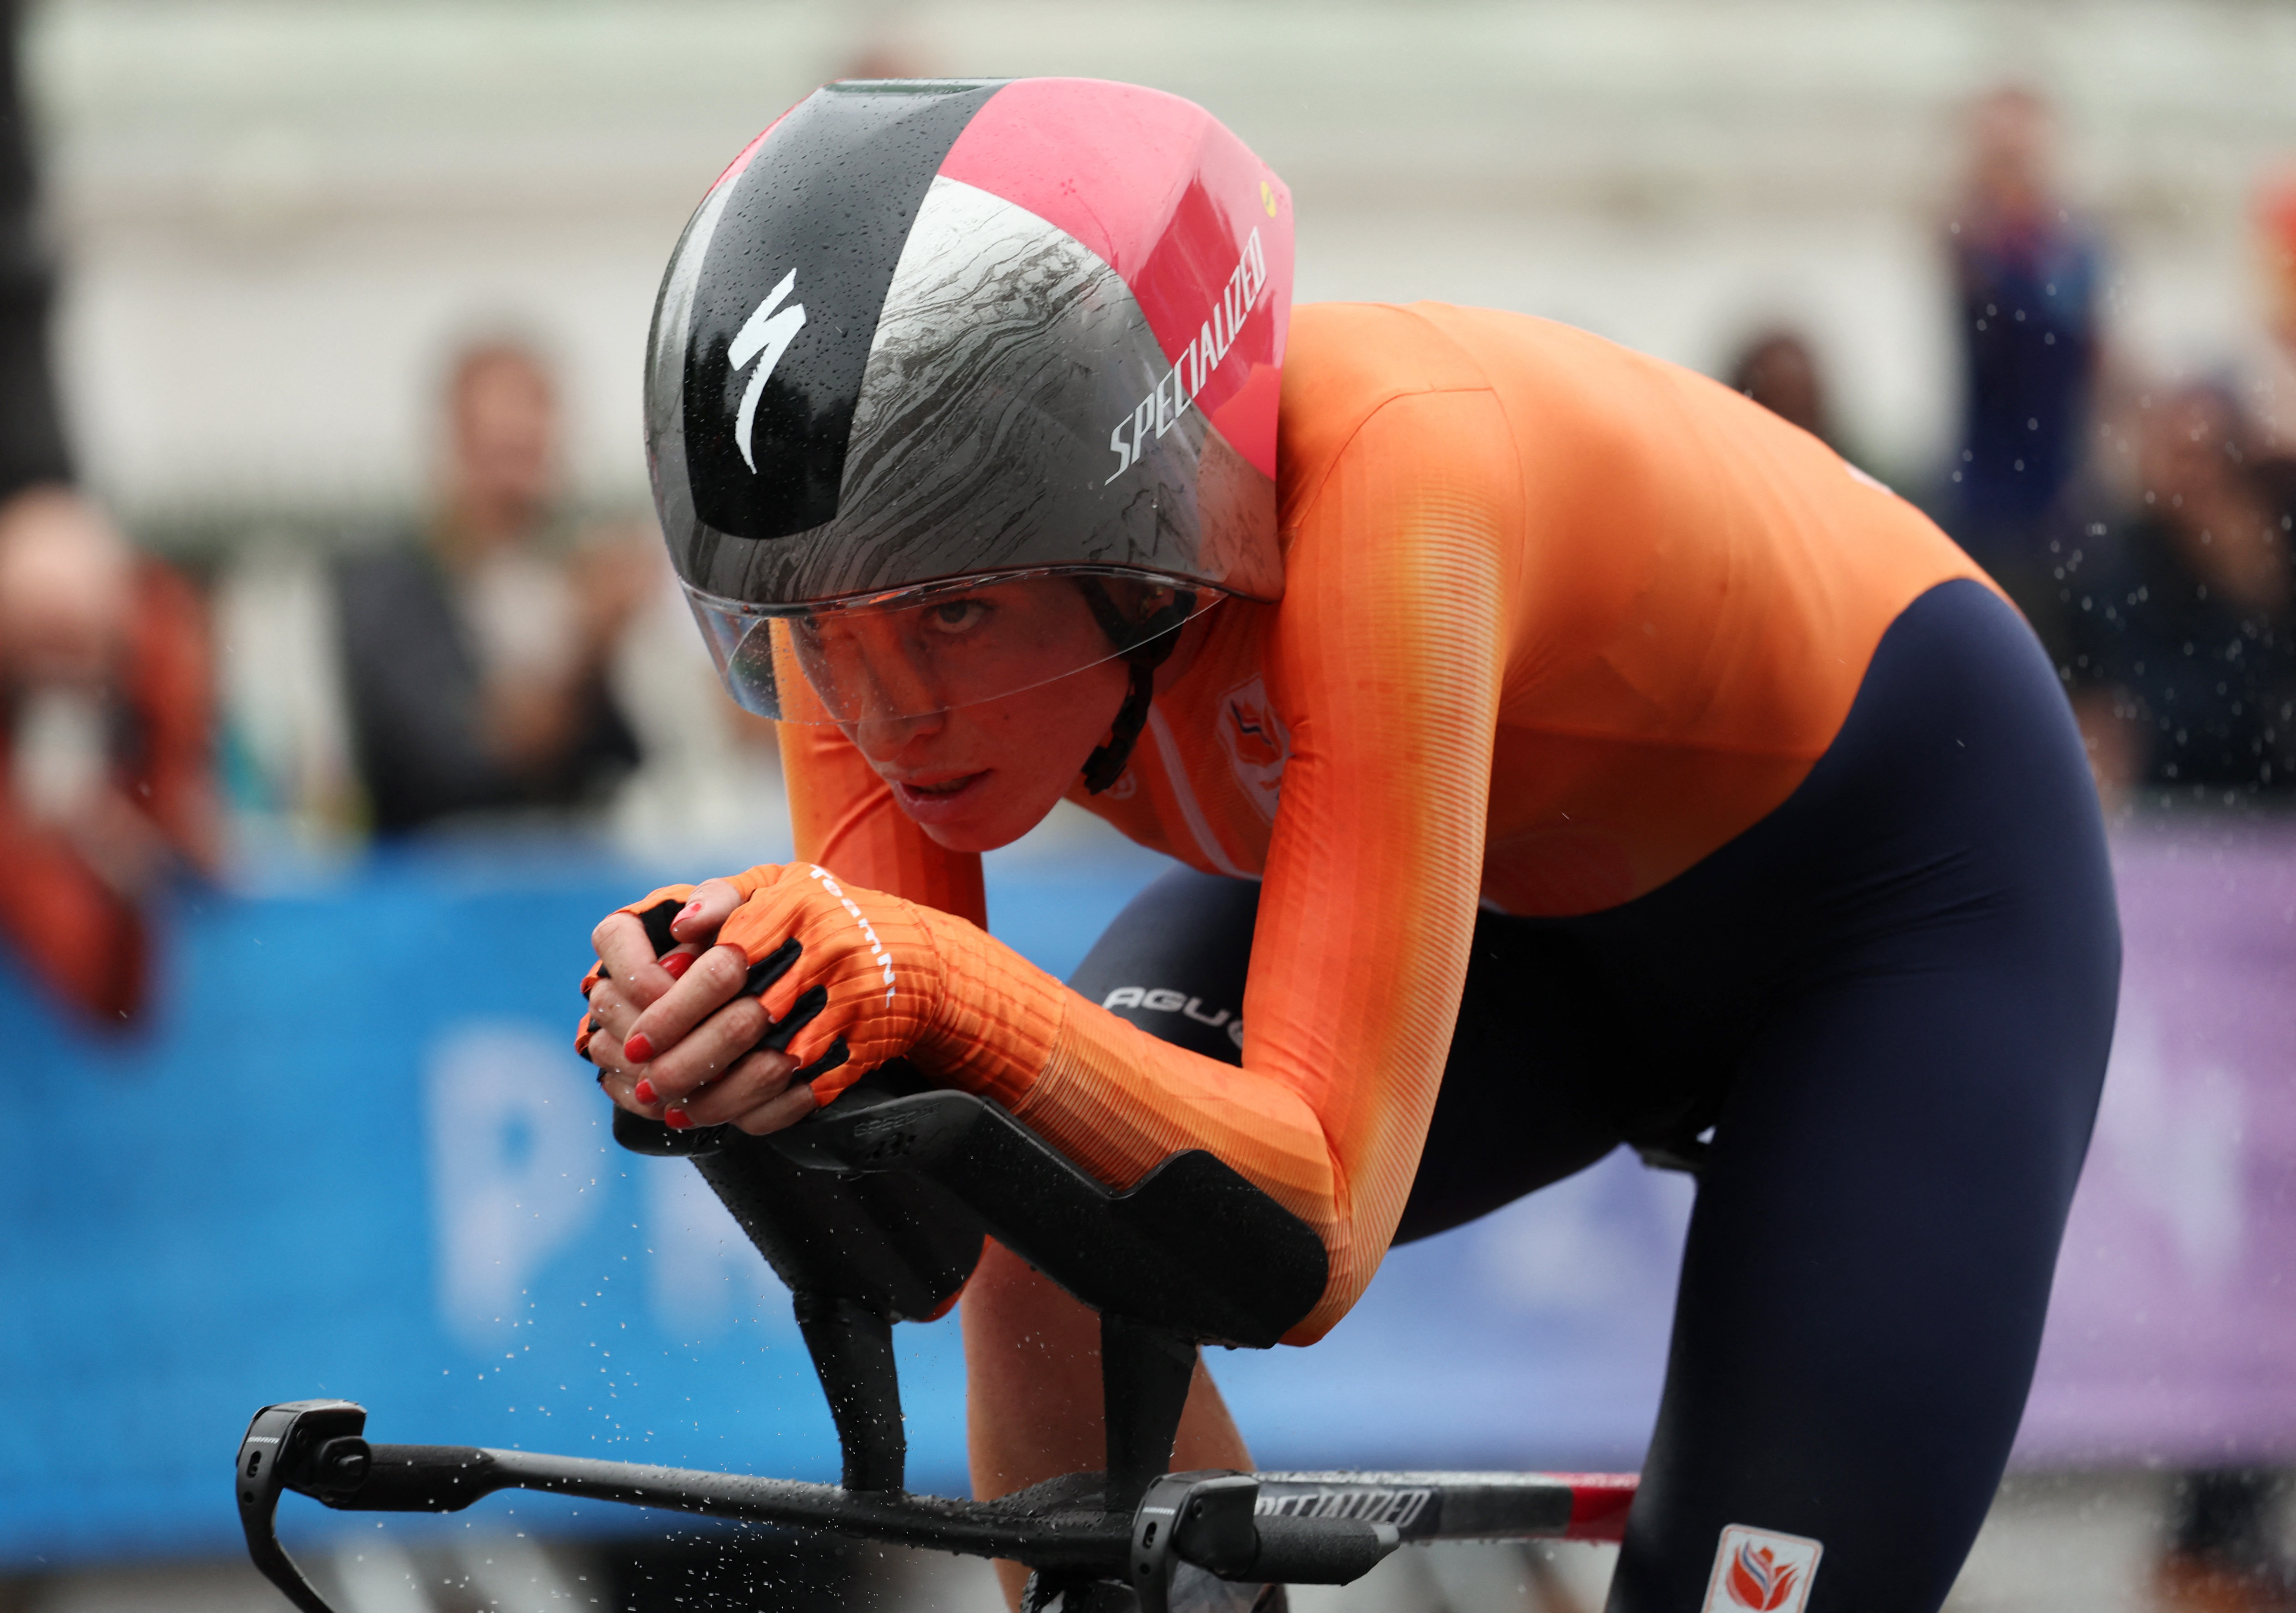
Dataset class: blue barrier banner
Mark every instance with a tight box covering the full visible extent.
[0,836,1692,1569]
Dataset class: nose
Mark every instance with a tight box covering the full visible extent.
[836,632,947,761]
[849,705,945,765]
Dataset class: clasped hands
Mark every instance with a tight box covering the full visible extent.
[579,862,940,1135]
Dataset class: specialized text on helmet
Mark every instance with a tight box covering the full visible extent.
[1104,227,1270,484]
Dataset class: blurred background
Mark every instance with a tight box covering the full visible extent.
[3,1,2296,1609]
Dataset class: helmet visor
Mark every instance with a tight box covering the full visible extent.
[686,570,1214,724]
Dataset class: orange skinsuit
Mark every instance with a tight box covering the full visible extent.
[777,303,1990,1345]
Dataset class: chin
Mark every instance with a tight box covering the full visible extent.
[907,780,1082,852]
[914,821,1024,858]
[909,794,1070,858]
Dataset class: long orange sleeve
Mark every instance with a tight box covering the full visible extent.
[1005,391,1512,1342]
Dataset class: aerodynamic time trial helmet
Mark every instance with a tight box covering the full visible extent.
[644,77,1292,789]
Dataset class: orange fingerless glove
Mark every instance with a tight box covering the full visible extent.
[715,864,940,1093]
[710,862,1067,1105]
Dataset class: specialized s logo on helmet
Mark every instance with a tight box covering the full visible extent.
[1700,1526,1820,1613]
[731,269,807,474]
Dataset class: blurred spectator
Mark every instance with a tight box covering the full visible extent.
[2067,382,2296,802]
[2155,1469,2294,1613]
[0,1,216,1022]
[1945,85,2104,652]
[1727,328,1832,448]
[335,339,649,835]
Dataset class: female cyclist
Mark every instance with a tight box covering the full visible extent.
[577,78,2118,1613]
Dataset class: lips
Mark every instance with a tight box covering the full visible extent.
[891,771,988,822]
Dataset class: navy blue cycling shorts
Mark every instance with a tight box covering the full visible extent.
[1067,579,2120,1613]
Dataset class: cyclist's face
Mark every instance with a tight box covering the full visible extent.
[822,581,1132,853]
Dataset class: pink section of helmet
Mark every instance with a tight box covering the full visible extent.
[938,78,1292,479]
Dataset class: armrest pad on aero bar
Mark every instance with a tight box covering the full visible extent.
[611,1070,985,1325]
[767,1078,1327,1349]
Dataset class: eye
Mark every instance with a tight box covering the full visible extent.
[924,598,989,635]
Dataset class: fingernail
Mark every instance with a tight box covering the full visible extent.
[660,952,694,980]
[623,1033,654,1064]
[664,1107,691,1130]
[681,899,702,917]
[633,1078,657,1105]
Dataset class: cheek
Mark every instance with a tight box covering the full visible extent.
[904,663,1132,851]
[969,662,1130,783]
[1011,661,1130,747]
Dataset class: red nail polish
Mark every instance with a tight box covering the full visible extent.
[664,1107,691,1130]
[633,1078,657,1105]
[624,1033,654,1064]
[660,952,694,980]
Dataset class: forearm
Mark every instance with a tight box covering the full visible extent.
[1003,989,1339,1247]
[876,895,1349,1336]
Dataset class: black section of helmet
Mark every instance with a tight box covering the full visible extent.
[679,80,1004,543]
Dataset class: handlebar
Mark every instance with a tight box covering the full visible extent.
[239,1401,1634,1613]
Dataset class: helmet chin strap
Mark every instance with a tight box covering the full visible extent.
[1076,581,1197,795]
